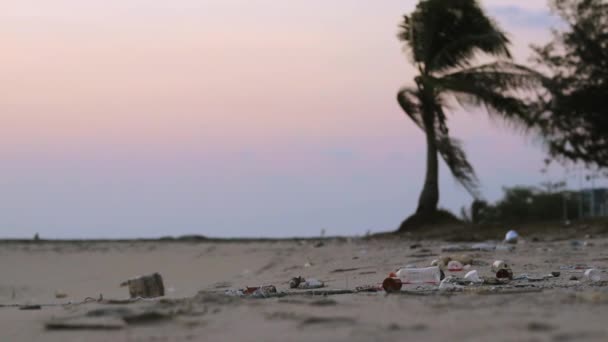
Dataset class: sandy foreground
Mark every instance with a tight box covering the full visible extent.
[1,237,607,341]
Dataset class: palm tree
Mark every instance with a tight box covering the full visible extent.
[396,0,540,229]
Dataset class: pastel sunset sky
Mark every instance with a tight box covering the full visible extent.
[1,1,600,238]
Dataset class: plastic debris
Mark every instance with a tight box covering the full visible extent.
[395,266,443,285]
[496,269,514,280]
[289,277,303,289]
[491,260,508,273]
[584,269,601,282]
[224,289,244,296]
[491,260,513,280]
[289,277,324,289]
[226,285,278,298]
[120,273,165,299]
[464,270,483,284]
[505,230,519,244]
[447,260,464,272]
[382,277,403,293]
[439,277,464,291]
[432,255,474,270]
[299,278,325,289]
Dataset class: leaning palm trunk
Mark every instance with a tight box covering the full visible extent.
[417,112,439,216]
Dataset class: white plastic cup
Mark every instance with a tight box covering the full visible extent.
[584,269,601,282]
[464,270,483,283]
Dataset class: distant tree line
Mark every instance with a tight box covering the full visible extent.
[461,183,581,225]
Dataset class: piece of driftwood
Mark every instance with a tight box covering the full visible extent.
[120,273,165,298]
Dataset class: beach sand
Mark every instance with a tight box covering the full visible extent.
[1,235,607,341]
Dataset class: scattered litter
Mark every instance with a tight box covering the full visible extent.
[299,278,325,289]
[247,285,278,298]
[491,260,508,273]
[224,289,244,297]
[496,269,514,280]
[382,277,402,293]
[225,285,279,298]
[552,272,561,277]
[432,255,473,270]
[304,262,313,268]
[439,277,464,291]
[395,266,443,285]
[447,260,464,272]
[289,277,303,289]
[584,269,601,282]
[120,273,165,299]
[464,270,483,284]
[289,277,325,289]
[505,230,519,244]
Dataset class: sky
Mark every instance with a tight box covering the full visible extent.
[1,0,604,238]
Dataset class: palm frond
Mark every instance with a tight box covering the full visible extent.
[433,62,544,131]
[396,87,424,127]
[439,61,544,91]
[434,106,481,199]
[428,31,511,73]
[398,0,511,73]
[436,133,481,199]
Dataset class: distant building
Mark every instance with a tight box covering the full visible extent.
[579,188,608,218]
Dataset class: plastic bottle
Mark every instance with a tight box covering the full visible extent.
[395,266,443,284]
